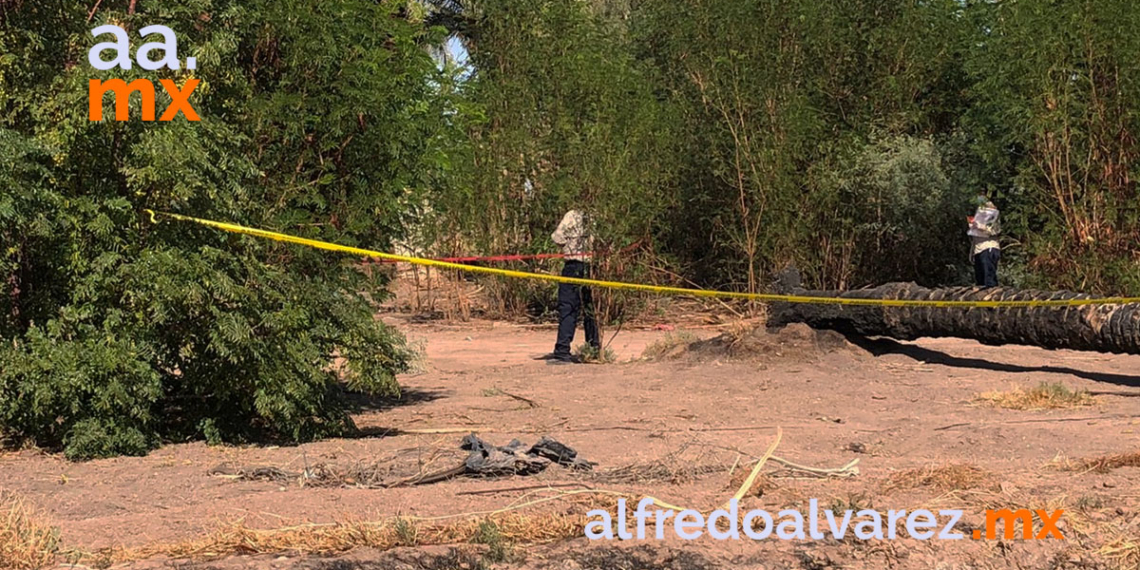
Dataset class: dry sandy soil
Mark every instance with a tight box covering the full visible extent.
[2,313,1139,570]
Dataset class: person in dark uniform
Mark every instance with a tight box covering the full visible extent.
[547,209,600,363]
[967,196,1001,287]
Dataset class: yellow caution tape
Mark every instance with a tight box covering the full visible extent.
[147,210,1140,308]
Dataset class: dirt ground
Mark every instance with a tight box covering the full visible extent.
[2,312,1139,569]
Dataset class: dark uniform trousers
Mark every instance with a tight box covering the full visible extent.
[974,248,1000,288]
[554,260,600,357]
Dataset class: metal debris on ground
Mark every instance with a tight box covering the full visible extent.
[208,434,593,488]
[370,434,594,486]
[460,433,594,474]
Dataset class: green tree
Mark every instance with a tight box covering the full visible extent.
[425,0,676,316]
[965,0,1140,293]
[0,0,455,458]
[634,0,970,291]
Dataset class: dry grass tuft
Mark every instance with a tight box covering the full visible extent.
[917,484,1136,570]
[975,382,1095,410]
[721,320,754,352]
[0,489,59,570]
[883,464,996,493]
[82,494,619,566]
[575,343,616,364]
[1073,451,1140,474]
[1100,532,1140,570]
[640,332,699,360]
[593,441,733,485]
[595,461,728,485]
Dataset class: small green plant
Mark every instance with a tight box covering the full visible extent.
[393,517,419,546]
[574,343,616,364]
[404,339,430,376]
[472,520,516,564]
[1074,495,1107,511]
[829,492,874,514]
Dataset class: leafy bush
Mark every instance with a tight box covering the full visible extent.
[431,0,1140,297]
[0,0,454,458]
[833,135,973,287]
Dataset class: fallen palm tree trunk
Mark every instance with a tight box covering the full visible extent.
[768,282,1140,354]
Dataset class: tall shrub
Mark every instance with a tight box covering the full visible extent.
[0,0,454,458]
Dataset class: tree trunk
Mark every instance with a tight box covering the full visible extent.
[768,282,1140,355]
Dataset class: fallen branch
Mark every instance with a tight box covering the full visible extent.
[86,0,104,22]
[500,390,539,408]
[383,464,466,488]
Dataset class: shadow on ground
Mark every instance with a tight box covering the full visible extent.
[346,386,448,413]
[847,336,1140,388]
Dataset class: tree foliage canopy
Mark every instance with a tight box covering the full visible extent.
[1,0,458,458]
[431,0,1140,297]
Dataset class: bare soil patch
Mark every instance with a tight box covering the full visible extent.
[2,315,1139,569]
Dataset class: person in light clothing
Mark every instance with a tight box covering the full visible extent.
[548,209,600,363]
[967,196,1001,287]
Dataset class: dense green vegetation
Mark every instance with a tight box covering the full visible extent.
[0,0,456,458]
[429,0,1140,295]
[2,0,1138,457]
